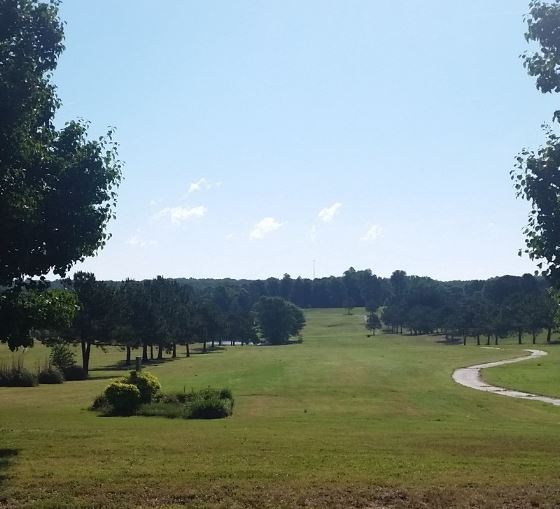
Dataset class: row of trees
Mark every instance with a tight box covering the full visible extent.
[1,273,307,376]
[381,272,557,344]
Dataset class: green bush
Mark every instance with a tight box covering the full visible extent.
[62,364,87,381]
[187,394,233,419]
[38,365,64,384]
[49,344,76,371]
[104,382,141,415]
[124,371,161,403]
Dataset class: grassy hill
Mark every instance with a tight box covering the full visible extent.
[1,309,560,508]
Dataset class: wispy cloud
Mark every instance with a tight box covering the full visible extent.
[360,224,383,242]
[188,177,222,194]
[153,205,207,224]
[225,233,235,240]
[250,217,285,240]
[318,202,342,223]
[126,235,158,248]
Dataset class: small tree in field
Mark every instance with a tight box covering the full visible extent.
[365,312,381,335]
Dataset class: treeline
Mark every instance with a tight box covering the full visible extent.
[381,271,557,344]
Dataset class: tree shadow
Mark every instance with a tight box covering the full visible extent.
[194,346,226,355]
[436,337,463,345]
[0,448,18,486]
[89,357,177,373]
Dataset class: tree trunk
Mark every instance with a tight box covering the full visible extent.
[219,338,223,346]
[211,339,215,348]
[203,340,207,353]
[172,343,177,358]
[142,343,148,362]
[186,343,190,357]
[518,328,522,345]
[495,334,499,346]
[400,325,403,334]
[532,332,536,344]
[476,334,480,346]
[486,334,491,346]
[157,343,163,360]
[125,346,131,366]
[81,339,91,377]
[463,335,467,346]
[150,345,154,360]
[547,327,552,343]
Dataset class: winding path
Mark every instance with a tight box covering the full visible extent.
[452,349,560,406]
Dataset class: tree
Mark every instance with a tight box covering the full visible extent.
[253,297,305,345]
[0,0,122,286]
[512,1,560,284]
[365,312,381,335]
[0,286,77,350]
[64,272,115,376]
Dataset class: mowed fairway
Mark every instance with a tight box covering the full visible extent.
[2,309,560,508]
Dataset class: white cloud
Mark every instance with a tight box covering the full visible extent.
[318,202,342,223]
[250,217,284,240]
[225,233,235,240]
[360,225,383,242]
[126,235,158,248]
[153,205,207,224]
[188,178,222,194]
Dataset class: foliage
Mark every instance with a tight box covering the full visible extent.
[62,364,87,381]
[136,401,187,419]
[0,287,78,350]
[253,297,306,344]
[104,382,141,415]
[124,371,161,403]
[365,312,381,334]
[186,393,233,419]
[0,358,38,387]
[90,393,110,411]
[0,0,122,286]
[49,343,76,371]
[37,364,64,384]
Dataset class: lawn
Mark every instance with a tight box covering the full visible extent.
[1,309,560,508]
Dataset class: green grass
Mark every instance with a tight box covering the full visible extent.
[2,309,560,508]
[483,342,560,399]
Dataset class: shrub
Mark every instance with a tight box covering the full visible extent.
[124,371,161,403]
[137,402,187,419]
[104,382,141,415]
[0,360,38,387]
[187,394,233,419]
[49,344,76,371]
[90,393,111,412]
[38,365,64,384]
[62,364,87,381]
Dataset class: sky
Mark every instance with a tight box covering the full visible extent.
[53,0,559,282]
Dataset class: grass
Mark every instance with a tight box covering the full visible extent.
[2,309,560,508]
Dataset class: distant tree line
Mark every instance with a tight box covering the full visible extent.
[381,271,557,345]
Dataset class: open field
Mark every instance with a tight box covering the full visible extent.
[2,309,560,508]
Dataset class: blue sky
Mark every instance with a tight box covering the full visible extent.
[54,0,557,281]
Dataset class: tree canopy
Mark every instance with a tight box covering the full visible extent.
[0,0,122,285]
[513,0,560,284]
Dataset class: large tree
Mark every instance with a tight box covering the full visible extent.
[512,0,560,284]
[253,297,305,345]
[0,0,122,285]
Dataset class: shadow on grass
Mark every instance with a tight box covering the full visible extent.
[89,357,177,373]
[0,448,18,485]
[436,337,463,345]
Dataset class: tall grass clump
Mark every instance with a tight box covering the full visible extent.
[0,358,38,387]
